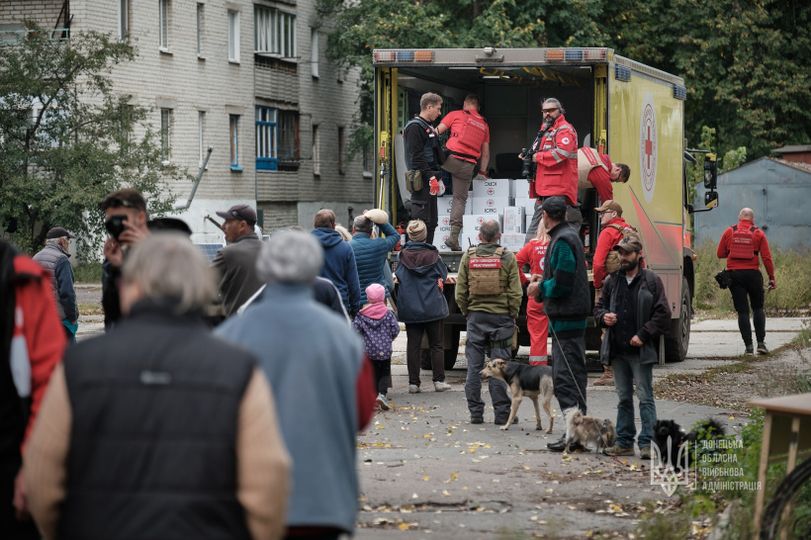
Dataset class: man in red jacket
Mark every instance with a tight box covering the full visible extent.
[525,98,579,240]
[717,207,776,355]
[0,240,64,538]
[577,147,631,204]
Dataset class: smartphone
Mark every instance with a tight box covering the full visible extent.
[104,215,128,240]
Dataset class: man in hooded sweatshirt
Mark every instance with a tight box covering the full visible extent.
[395,220,451,394]
[311,209,361,316]
[352,283,400,410]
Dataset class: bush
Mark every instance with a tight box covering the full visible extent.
[73,262,103,284]
[693,243,811,314]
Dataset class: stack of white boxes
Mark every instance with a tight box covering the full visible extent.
[431,177,537,253]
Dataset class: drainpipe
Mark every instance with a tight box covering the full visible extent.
[174,147,212,211]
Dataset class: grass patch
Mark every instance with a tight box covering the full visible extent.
[693,243,811,315]
[73,262,103,284]
[78,303,103,316]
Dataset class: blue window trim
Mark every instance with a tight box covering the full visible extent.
[256,106,277,170]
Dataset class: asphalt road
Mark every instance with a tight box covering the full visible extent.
[73,287,807,538]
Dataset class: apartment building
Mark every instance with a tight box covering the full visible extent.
[1,0,371,242]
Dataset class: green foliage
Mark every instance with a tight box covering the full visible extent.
[319,0,811,164]
[693,243,811,314]
[0,24,185,255]
[73,261,103,284]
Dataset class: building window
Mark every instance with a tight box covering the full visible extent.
[254,6,296,59]
[362,144,372,177]
[256,107,277,170]
[228,10,240,63]
[160,108,172,163]
[312,124,320,176]
[198,111,206,167]
[118,0,129,41]
[229,114,241,170]
[159,0,170,51]
[310,29,319,78]
[196,3,204,56]
[255,106,299,171]
[338,126,345,175]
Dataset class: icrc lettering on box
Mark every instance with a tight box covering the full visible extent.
[472,178,510,198]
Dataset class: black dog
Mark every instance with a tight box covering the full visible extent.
[654,418,726,470]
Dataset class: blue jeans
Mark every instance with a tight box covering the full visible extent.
[612,354,656,449]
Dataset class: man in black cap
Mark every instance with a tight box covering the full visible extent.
[531,196,590,452]
[212,204,264,317]
[33,227,79,342]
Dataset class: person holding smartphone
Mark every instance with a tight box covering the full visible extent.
[99,188,151,328]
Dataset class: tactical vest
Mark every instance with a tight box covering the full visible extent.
[467,246,506,296]
[729,224,758,259]
[405,116,441,170]
[577,147,609,188]
[604,224,641,274]
[446,111,488,160]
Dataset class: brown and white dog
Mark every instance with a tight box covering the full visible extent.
[480,359,555,432]
[563,408,616,453]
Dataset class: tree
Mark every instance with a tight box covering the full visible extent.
[0,24,183,254]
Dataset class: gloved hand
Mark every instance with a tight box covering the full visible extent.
[363,208,389,225]
[429,176,445,196]
[768,279,776,290]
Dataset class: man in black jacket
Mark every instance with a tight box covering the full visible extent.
[403,92,444,243]
[533,197,591,451]
[594,236,671,459]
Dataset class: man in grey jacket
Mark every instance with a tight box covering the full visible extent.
[33,227,78,342]
[212,204,264,317]
[594,236,671,459]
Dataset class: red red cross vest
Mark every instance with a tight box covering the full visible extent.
[729,225,758,259]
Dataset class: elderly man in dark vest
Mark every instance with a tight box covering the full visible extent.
[25,233,291,540]
[531,196,591,452]
[33,227,78,342]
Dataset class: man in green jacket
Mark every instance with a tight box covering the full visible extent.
[456,219,523,425]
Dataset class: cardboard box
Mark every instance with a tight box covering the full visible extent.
[525,213,533,233]
[503,206,524,234]
[501,232,526,252]
[510,179,531,199]
[472,178,510,198]
[470,196,510,216]
[436,195,471,216]
[437,214,452,229]
[514,197,537,216]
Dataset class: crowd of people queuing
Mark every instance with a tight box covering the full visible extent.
[0,91,775,539]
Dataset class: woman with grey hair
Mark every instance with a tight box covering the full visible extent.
[217,228,377,539]
[25,232,291,540]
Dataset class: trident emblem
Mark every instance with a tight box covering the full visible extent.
[650,436,696,496]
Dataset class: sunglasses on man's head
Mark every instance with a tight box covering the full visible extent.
[542,108,558,113]
[104,197,137,209]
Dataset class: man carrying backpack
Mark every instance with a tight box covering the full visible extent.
[717,207,776,355]
[591,200,636,386]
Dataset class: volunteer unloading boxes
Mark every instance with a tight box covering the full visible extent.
[437,95,491,251]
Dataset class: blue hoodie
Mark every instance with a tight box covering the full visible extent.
[312,227,361,314]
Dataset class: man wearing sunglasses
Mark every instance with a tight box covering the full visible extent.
[524,98,579,241]
[99,189,151,328]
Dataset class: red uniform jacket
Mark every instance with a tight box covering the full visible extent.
[588,153,614,203]
[12,255,65,447]
[593,217,631,289]
[516,238,549,287]
[717,219,776,281]
[533,114,578,206]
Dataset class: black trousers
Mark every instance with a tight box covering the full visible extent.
[550,327,587,414]
[372,359,391,395]
[409,188,438,244]
[728,269,766,345]
[405,320,444,385]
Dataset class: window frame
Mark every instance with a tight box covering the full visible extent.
[227,9,240,63]
[158,0,170,52]
[312,123,320,176]
[196,3,205,57]
[118,0,129,42]
[160,108,172,164]
[229,114,242,171]
[197,110,206,168]
[254,5,296,60]
[337,126,345,175]
[310,28,319,78]
[256,106,278,171]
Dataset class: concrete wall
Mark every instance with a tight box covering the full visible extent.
[694,158,811,250]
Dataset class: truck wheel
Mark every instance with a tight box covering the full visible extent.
[665,276,691,362]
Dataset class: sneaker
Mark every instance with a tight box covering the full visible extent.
[639,446,652,460]
[376,393,390,411]
[744,345,755,356]
[603,445,635,457]
[757,342,769,354]
[408,384,421,394]
[434,381,452,392]
[470,417,483,425]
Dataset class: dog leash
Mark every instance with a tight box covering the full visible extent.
[548,323,588,407]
